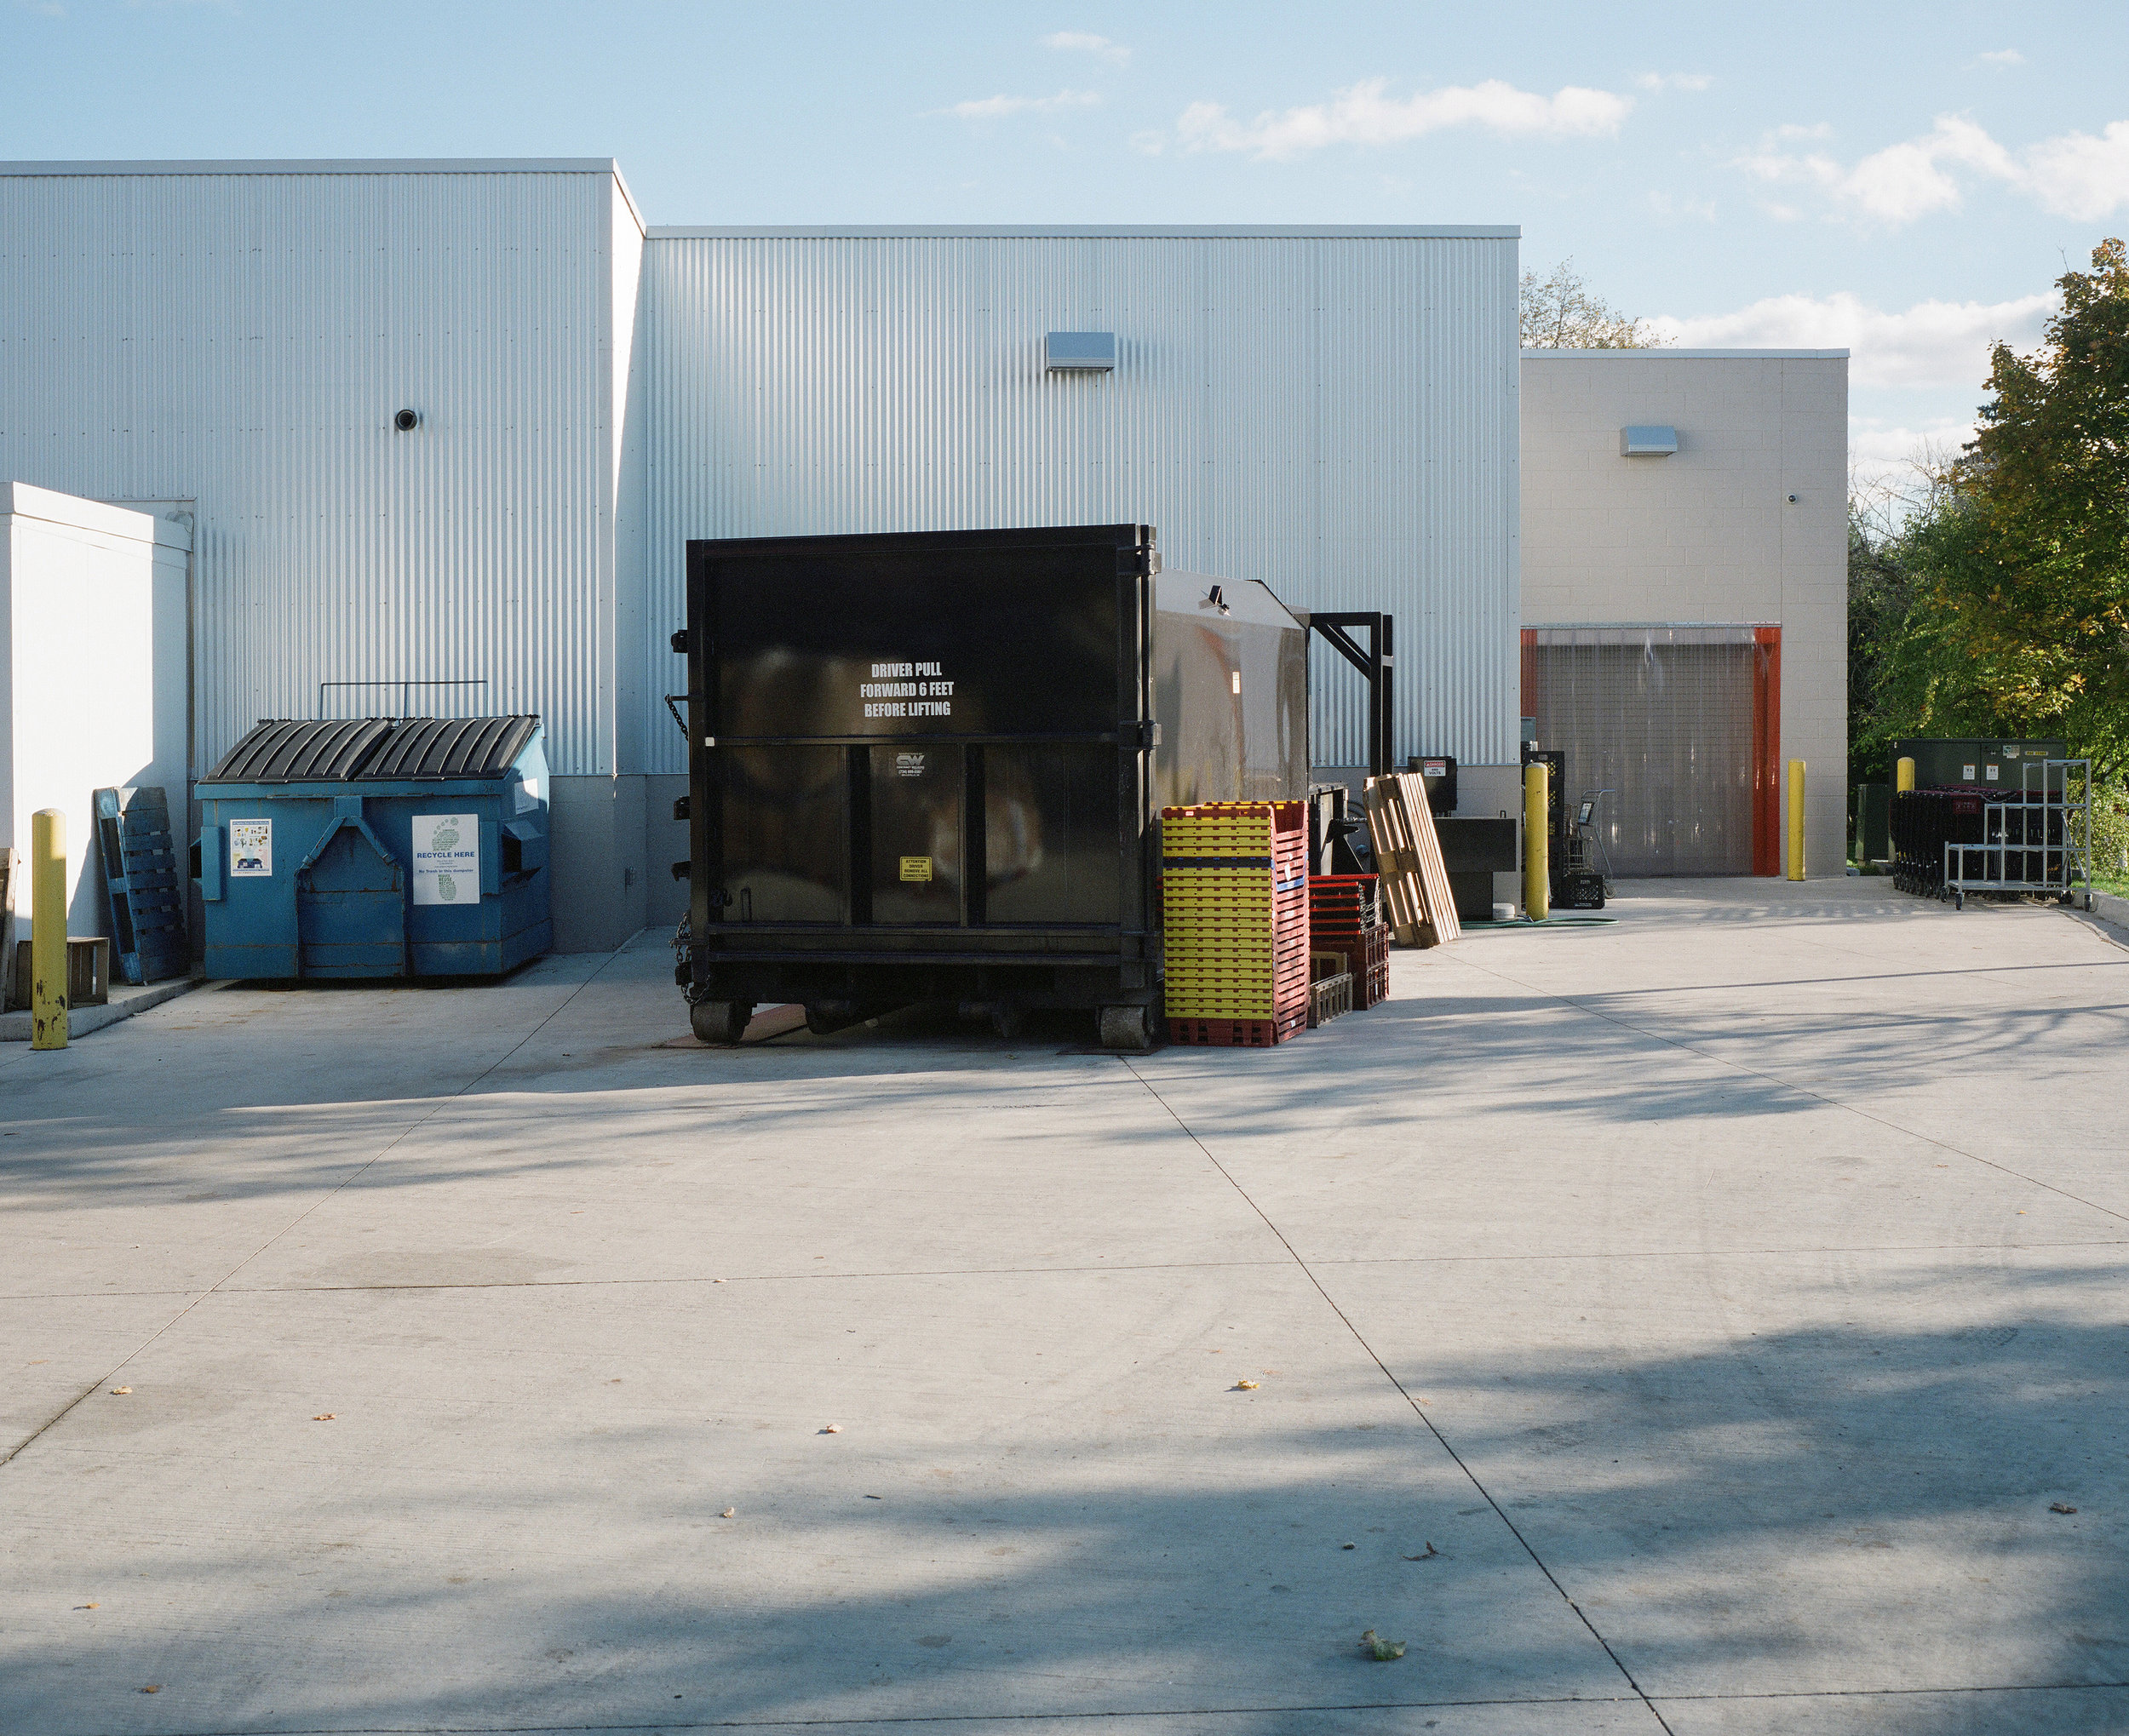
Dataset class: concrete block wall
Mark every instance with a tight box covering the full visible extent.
[1520,350,1849,877]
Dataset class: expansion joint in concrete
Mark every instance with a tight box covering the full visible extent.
[1119,1058,1679,1735]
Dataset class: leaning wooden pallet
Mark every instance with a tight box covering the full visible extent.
[1362,777,1426,943]
[1393,771,1461,945]
[1363,775,1461,947]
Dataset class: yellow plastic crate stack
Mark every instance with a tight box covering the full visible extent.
[1159,801,1311,1040]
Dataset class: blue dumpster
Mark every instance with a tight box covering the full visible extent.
[194,716,552,979]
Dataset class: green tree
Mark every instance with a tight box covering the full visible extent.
[1848,498,1914,785]
[1953,238,2129,778]
[1851,240,2129,785]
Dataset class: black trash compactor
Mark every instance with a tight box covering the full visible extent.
[672,524,1309,1048]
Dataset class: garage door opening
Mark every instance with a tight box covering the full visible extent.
[1522,624,1781,877]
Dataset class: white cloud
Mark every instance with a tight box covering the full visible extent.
[1648,191,1718,222]
[1648,289,2054,389]
[1851,416,1972,470]
[2021,120,2129,220]
[1772,122,1832,142]
[1634,72,1713,92]
[1977,49,2024,66]
[1738,112,2129,224]
[1174,77,1632,160]
[1850,416,1979,496]
[1042,31,1129,66]
[937,89,1104,121]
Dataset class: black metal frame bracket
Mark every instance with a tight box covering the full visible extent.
[1310,612,1395,780]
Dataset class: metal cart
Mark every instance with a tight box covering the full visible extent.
[1942,759,2093,911]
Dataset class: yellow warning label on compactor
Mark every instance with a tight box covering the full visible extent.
[899,856,933,882]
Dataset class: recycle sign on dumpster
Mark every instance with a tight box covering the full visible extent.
[411,813,480,905]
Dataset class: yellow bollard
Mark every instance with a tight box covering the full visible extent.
[31,807,67,1051]
[1524,762,1550,921]
[1895,756,1915,794]
[1787,759,1806,882]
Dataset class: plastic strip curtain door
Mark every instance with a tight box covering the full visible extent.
[1523,625,1772,878]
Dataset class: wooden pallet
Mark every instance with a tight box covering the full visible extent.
[94,785,190,984]
[1363,773,1461,948]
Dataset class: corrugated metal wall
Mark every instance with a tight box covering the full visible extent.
[636,229,1520,776]
[0,164,623,776]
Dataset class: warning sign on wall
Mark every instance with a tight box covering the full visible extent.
[411,814,479,905]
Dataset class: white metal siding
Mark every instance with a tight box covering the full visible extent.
[637,231,1519,775]
[0,166,622,776]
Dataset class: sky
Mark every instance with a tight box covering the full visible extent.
[7,0,2128,490]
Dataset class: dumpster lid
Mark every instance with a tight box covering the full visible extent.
[358,716,539,781]
[203,718,393,783]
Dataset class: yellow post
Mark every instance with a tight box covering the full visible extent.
[31,807,67,1051]
[1896,756,1915,794]
[1524,762,1550,921]
[1787,759,1806,882]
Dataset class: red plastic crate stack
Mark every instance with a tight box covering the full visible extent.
[1307,874,1390,1010]
[1162,800,1312,1047]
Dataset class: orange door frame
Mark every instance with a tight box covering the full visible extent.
[1752,626,1782,877]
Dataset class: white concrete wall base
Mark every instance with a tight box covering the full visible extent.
[548,775,650,953]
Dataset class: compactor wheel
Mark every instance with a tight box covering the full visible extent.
[691,999,753,1045]
[1097,1004,1154,1052]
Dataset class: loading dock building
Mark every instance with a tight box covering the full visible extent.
[0,157,1845,951]
[1519,349,1848,879]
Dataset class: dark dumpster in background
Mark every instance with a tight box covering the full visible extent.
[673,524,1309,1048]
[193,716,552,979]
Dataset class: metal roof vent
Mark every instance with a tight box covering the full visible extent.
[1620,425,1679,457]
[1046,331,1116,373]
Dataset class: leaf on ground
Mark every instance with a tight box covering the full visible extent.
[313,1414,336,1422]
[1232,1379,1260,1390]
[1403,1543,1439,1561]
[820,1424,842,1434]
[141,1685,161,1693]
[1360,1629,1406,1661]
[109,1387,131,1395]
[720,1508,736,1519]
[2051,1502,2079,1514]
[75,1602,98,1610]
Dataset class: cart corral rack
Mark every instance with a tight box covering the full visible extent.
[1894,758,2095,912]
[1942,759,2095,911]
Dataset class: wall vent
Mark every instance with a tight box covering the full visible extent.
[1045,331,1116,372]
[1620,425,1679,456]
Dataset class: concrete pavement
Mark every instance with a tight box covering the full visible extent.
[2,879,2124,1733]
